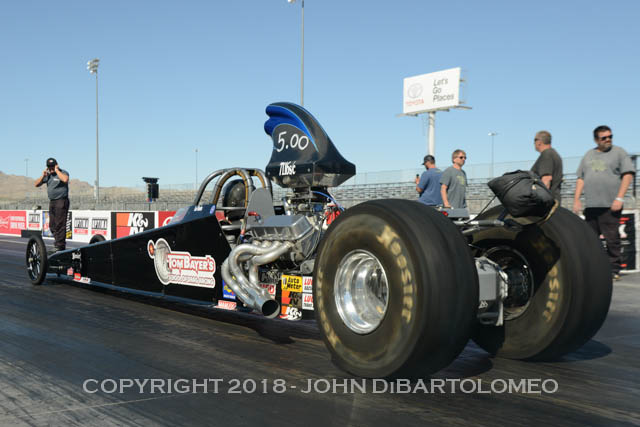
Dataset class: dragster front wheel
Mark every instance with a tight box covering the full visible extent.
[26,236,48,286]
[313,199,477,378]
[89,234,106,244]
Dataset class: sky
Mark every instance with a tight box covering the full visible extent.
[1,0,639,188]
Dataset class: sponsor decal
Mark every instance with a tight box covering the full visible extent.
[280,289,302,320]
[66,211,73,240]
[67,267,74,276]
[113,212,155,238]
[281,304,302,320]
[281,274,303,292]
[279,161,296,176]
[91,217,108,236]
[222,281,236,300]
[210,206,215,215]
[302,293,314,310]
[217,300,237,310]
[72,251,81,260]
[259,268,281,284]
[194,206,203,212]
[0,211,27,235]
[73,273,91,284]
[302,276,313,293]
[259,283,277,297]
[27,212,41,230]
[74,217,90,235]
[147,238,216,288]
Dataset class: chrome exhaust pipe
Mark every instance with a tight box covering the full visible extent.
[221,241,293,318]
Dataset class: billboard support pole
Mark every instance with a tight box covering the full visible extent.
[428,111,436,156]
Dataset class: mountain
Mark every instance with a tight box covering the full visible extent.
[0,171,140,201]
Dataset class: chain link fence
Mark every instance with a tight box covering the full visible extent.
[3,158,638,214]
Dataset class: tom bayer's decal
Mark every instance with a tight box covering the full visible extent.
[147,238,216,288]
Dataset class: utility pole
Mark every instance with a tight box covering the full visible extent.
[488,132,498,178]
[87,58,100,200]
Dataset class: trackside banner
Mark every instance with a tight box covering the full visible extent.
[42,210,73,239]
[27,210,42,231]
[1,209,639,271]
[0,210,26,236]
[71,210,112,243]
[111,211,156,238]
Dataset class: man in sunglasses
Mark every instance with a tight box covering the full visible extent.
[35,158,70,252]
[440,149,468,209]
[573,125,634,280]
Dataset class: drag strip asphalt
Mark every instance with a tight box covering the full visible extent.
[0,236,638,426]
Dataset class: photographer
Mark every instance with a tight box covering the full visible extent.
[35,158,70,252]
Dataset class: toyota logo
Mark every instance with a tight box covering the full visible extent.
[407,83,423,98]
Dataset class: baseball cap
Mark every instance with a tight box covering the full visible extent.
[46,158,57,167]
[422,155,435,164]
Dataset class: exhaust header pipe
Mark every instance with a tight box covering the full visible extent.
[221,241,293,318]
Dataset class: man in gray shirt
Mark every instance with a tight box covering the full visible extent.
[573,125,635,279]
[35,158,70,251]
[531,130,563,204]
[440,149,468,209]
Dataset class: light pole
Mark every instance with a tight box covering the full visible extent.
[287,0,304,106]
[195,148,198,189]
[488,132,498,178]
[87,58,100,200]
[25,158,29,177]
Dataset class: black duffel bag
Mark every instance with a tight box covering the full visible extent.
[487,170,555,218]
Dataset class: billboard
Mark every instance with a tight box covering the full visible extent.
[403,67,461,115]
[0,210,27,236]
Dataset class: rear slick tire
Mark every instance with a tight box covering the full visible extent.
[313,200,477,378]
[471,206,613,360]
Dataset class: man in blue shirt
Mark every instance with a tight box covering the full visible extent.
[416,155,443,206]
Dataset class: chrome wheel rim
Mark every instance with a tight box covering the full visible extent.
[334,249,389,334]
[485,245,535,320]
[27,242,41,281]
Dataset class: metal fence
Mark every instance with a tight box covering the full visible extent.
[3,158,637,214]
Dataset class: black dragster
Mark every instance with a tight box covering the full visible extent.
[26,102,612,378]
